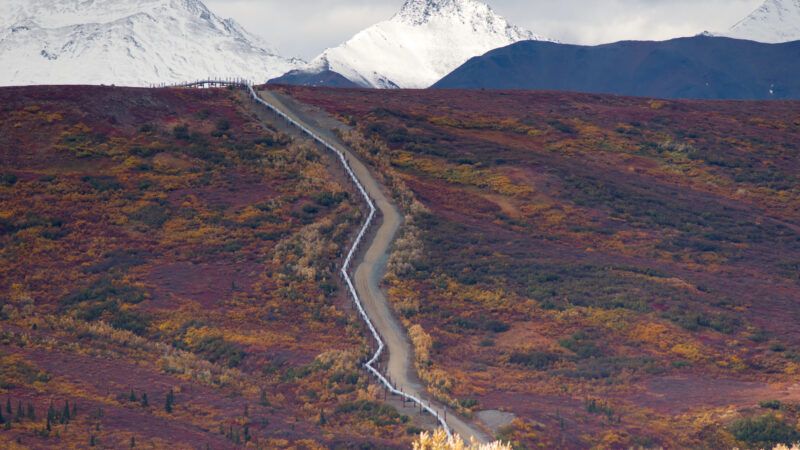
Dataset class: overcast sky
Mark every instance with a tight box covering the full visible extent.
[205,0,765,60]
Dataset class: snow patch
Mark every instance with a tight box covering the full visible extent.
[723,0,800,43]
[294,0,552,89]
[0,0,303,86]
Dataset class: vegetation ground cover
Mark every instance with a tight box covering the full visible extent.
[282,86,800,449]
[0,85,424,448]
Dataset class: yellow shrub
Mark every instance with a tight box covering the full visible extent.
[671,343,703,361]
[413,429,512,450]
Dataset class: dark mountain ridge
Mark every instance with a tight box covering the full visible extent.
[433,35,800,99]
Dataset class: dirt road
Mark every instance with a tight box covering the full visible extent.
[256,89,490,443]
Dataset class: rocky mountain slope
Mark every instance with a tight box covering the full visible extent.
[0,0,302,87]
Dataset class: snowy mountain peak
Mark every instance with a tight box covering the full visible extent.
[290,0,549,89]
[725,0,800,43]
[394,0,538,41]
[1,0,209,29]
[397,0,495,25]
[0,0,302,87]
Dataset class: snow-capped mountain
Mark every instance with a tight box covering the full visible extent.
[0,0,303,87]
[724,0,800,43]
[281,0,549,89]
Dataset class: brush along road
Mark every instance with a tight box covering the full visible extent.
[256,88,490,443]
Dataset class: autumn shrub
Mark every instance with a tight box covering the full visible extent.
[729,414,800,448]
[413,429,511,450]
[0,354,51,388]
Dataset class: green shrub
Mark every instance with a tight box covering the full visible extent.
[585,398,614,417]
[82,176,122,192]
[192,336,245,368]
[729,414,800,447]
[0,174,18,187]
[130,146,159,157]
[559,332,603,359]
[60,277,146,309]
[509,351,560,370]
[110,309,151,335]
[215,119,230,132]
[314,191,348,207]
[459,398,478,409]
[334,400,406,427]
[173,124,190,140]
[662,308,740,334]
[129,204,170,228]
[59,277,151,333]
[138,124,155,134]
[759,400,782,410]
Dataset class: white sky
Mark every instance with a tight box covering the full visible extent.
[205,0,765,60]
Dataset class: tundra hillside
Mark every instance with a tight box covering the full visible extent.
[0,86,424,448]
[281,86,800,449]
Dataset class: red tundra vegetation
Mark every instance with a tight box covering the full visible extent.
[278,86,800,449]
[0,86,424,448]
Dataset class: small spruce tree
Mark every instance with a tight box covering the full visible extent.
[47,402,55,423]
[140,393,148,407]
[27,402,35,421]
[16,401,24,422]
[165,389,174,413]
[129,389,137,402]
[62,401,70,424]
[5,398,11,415]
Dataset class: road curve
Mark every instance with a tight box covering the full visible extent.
[255,89,490,444]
